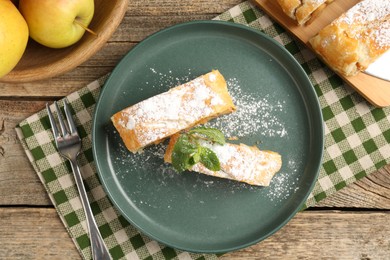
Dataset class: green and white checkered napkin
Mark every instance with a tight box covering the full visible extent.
[16,1,390,259]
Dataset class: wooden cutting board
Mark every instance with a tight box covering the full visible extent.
[251,0,390,107]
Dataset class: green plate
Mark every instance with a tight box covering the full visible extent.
[92,21,323,253]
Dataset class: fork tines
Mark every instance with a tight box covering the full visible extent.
[46,99,78,138]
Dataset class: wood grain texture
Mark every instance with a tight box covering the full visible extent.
[1,208,389,259]
[0,208,80,260]
[251,0,390,107]
[0,100,51,205]
[222,210,390,259]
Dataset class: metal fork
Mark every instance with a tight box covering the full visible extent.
[46,100,111,260]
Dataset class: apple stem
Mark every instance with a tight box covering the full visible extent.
[74,19,97,36]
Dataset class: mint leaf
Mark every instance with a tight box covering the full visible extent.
[176,134,197,154]
[171,134,197,172]
[171,149,191,172]
[199,146,221,171]
[171,128,225,172]
[188,127,226,145]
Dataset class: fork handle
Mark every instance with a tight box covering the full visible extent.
[70,159,112,260]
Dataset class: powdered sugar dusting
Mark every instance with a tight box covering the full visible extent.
[266,158,301,202]
[339,0,390,48]
[342,0,390,24]
[114,138,168,173]
[192,141,282,186]
[266,173,300,201]
[208,73,217,82]
[118,71,230,148]
[147,68,193,88]
[206,78,287,139]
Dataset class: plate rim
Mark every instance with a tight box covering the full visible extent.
[92,20,324,253]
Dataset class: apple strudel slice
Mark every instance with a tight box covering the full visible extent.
[111,70,236,153]
[309,0,390,77]
[277,0,334,25]
[164,134,282,186]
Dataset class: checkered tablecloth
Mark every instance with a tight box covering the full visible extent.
[16,1,390,259]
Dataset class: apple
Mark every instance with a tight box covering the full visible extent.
[19,0,95,49]
[0,0,29,78]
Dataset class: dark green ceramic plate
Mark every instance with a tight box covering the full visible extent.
[92,21,323,253]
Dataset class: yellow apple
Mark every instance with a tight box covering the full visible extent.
[0,0,29,78]
[19,0,94,49]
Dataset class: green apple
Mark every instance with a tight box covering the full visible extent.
[0,0,29,78]
[19,0,94,49]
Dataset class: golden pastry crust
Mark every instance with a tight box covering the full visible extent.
[277,0,301,20]
[111,70,236,153]
[309,0,390,77]
[164,134,282,186]
[277,0,334,25]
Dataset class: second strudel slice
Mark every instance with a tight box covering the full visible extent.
[164,134,282,186]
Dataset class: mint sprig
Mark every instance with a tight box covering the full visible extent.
[171,127,225,172]
[188,127,226,145]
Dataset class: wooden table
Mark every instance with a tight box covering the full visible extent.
[1,1,389,259]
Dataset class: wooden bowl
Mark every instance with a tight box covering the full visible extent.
[0,0,128,83]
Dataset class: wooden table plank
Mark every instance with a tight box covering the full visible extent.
[126,0,243,16]
[223,210,390,259]
[0,100,50,205]
[0,208,80,260]
[1,208,389,259]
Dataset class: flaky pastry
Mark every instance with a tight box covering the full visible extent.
[164,134,282,186]
[309,0,390,76]
[111,70,236,153]
[277,0,334,25]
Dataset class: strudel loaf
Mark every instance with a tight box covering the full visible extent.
[164,134,282,186]
[277,0,334,25]
[309,0,390,77]
[111,70,236,153]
